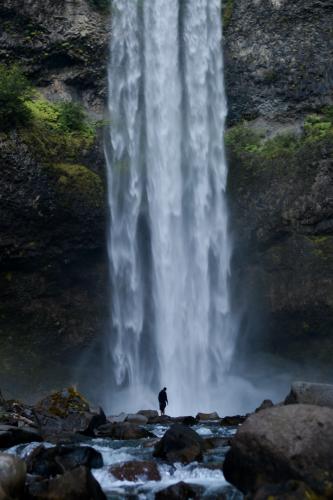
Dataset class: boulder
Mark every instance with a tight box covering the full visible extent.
[125,414,148,425]
[0,424,43,448]
[223,404,333,494]
[110,460,161,481]
[35,408,106,440]
[196,412,220,421]
[147,415,174,425]
[107,413,127,424]
[155,481,204,499]
[137,410,159,419]
[35,388,90,418]
[0,453,26,500]
[252,480,328,500]
[153,424,205,463]
[203,436,231,450]
[174,416,198,426]
[26,444,103,477]
[220,415,247,426]
[285,381,333,409]
[96,422,154,440]
[255,400,274,413]
[142,438,160,448]
[27,466,106,499]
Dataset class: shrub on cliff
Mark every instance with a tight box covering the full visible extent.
[57,101,87,133]
[0,65,33,130]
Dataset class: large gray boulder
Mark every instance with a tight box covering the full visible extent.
[0,453,26,499]
[223,405,333,495]
[285,381,333,408]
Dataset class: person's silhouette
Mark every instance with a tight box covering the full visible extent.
[158,387,168,415]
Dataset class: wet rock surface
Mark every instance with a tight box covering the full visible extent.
[223,404,333,495]
[0,453,26,500]
[110,460,161,482]
[153,423,205,463]
[26,444,103,476]
[0,425,42,448]
[27,465,107,500]
[155,481,205,499]
[285,381,333,408]
[96,422,154,440]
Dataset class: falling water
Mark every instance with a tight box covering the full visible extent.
[105,0,236,415]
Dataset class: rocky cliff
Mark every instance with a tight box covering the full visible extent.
[224,0,333,372]
[0,0,109,398]
[0,0,332,398]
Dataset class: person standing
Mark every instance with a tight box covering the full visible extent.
[158,387,168,415]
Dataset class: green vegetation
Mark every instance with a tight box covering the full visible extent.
[226,106,333,161]
[226,108,333,195]
[223,0,234,29]
[225,124,297,159]
[49,163,104,208]
[0,65,33,130]
[307,236,333,262]
[23,96,95,163]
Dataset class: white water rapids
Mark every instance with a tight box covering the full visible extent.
[105,0,238,416]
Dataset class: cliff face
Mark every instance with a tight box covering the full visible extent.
[0,0,108,113]
[224,0,333,368]
[1,0,332,396]
[0,0,109,397]
[224,0,333,124]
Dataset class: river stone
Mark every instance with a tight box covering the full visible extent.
[27,444,103,477]
[155,481,204,499]
[220,415,247,426]
[147,415,174,425]
[153,423,205,463]
[253,480,326,500]
[173,416,198,426]
[0,453,26,499]
[96,422,154,440]
[137,410,159,419]
[107,413,127,424]
[110,460,161,481]
[125,413,148,425]
[0,424,42,448]
[196,412,220,421]
[27,465,106,499]
[285,381,333,408]
[255,399,274,413]
[223,404,333,494]
[204,436,231,450]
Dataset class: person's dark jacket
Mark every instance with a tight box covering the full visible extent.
[158,389,168,405]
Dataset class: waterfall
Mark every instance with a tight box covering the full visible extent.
[105,0,235,416]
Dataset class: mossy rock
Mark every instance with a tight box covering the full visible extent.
[36,387,90,418]
[47,163,104,209]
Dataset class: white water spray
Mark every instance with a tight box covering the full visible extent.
[105,0,236,415]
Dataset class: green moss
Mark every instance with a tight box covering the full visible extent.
[226,107,333,168]
[37,387,90,417]
[21,96,96,167]
[223,0,234,28]
[306,236,333,262]
[48,163,103,208]
[225,123,299,160]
